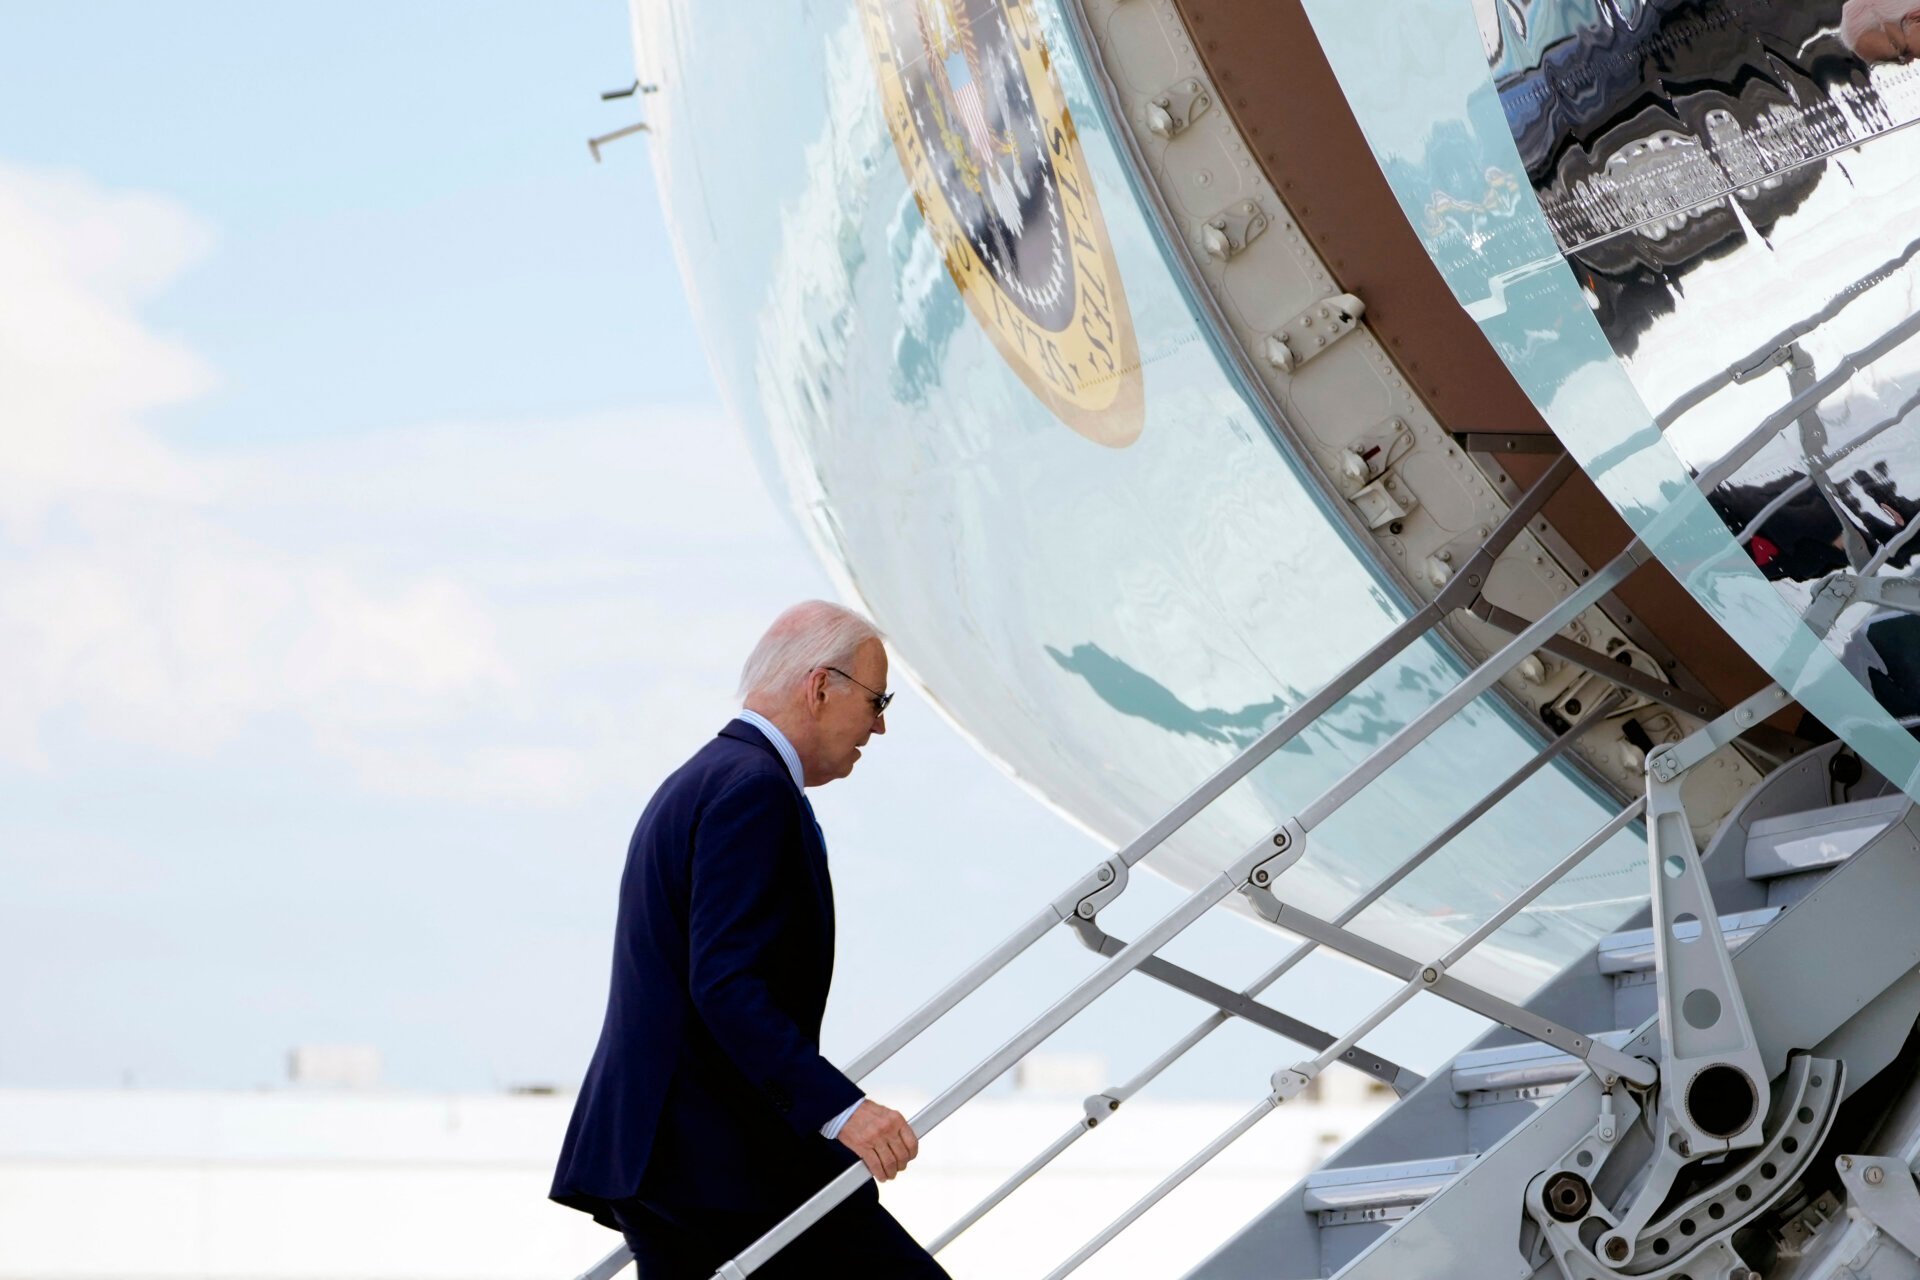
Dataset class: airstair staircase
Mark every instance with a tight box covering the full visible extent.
[568,464,1920,1280]
[1191,746,1920,1280]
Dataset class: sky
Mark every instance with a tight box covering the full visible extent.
[0,1,1475,1106]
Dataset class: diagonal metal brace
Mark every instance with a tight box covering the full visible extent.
[1240,890,1655,1088]
[1470,596,1804,763]
[1649,684,1795,783]
[1470,598,1722,721]
[1066,915,1420,1093]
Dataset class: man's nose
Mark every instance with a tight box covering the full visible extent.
[872,713,887,735]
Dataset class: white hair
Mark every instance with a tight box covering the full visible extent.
[737,600,885,701]
[1842,0,1916,51]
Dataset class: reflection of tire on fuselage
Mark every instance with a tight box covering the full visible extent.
[1551,95,1827,349]
[1496,0,1868,350]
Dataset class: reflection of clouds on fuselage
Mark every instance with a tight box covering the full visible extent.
[1487,0,1920,736]
[887,190,968,404]
[751,16,888,525]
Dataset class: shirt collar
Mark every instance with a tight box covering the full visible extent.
[736,709,805,792]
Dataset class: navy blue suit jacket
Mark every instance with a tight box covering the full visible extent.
[551,720,865,1225]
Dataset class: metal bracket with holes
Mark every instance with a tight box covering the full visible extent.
[1837,1153,1920,1261]
[1199,200,1267,261]
[1544,683,1795,1269]
[1264,292,1364,373]
[1143,78,1210,138]
[1530,1056,1839,1280]
[1069,858,1128,921]
[1245,822,1305,890]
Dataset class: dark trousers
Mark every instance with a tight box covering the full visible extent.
[613,1193,952,1280]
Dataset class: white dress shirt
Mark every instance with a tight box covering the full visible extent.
[735,709,865,1143]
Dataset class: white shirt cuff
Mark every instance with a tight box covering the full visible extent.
[820,1097,865,1140]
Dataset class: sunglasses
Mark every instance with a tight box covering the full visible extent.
[823,666,894,718]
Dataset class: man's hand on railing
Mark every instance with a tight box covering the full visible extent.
[836,1099,920,1181]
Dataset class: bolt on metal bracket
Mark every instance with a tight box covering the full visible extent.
[1081,1092,1123,1127]
[1265,292,1365,373]
[1246,821,1307,889]
[1350,472,1418,532]
[1200,200,1268,261]
[1270,1067,1313,1102]
[1071,858,1129,921]
[1837,1154,1920,1262]
[1143,79,1211,138]
[1586,684,1794,1267]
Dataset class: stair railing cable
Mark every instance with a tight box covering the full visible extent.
[1038,797,1648,1280]
[926,689,1625,1255]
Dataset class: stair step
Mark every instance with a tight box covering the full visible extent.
[1744,794,1906,881]
[1302,1154,1476,1222]
[1598,906,1780,976]
[1449,1030,1632,1097]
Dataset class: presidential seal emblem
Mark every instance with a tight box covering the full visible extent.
[861,0,1144,446]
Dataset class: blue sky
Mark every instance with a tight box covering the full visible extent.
[0,2,711,446]
[0,1,1474,1104]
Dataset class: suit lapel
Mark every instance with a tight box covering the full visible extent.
[718,719,836,929]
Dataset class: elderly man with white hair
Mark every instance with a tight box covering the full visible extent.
[551,601,950,1278]
[1844,0,1920,61]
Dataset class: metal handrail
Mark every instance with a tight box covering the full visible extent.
[1039,797,1648,1279]
[924,692,1624,1254]
[1656,230,1920,430]
[1698,304,1920,494]
[842,453,1574,1084]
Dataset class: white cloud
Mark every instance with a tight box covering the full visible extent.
[0,162,813,801]
[0,167,215,534]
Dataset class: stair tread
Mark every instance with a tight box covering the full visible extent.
[1302,1154,1476,1211]
[1745,794,1907,880]
[1450,1029,1633,1094]
[1598,906,1779,975]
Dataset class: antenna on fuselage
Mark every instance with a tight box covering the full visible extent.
[588,81,657,163]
